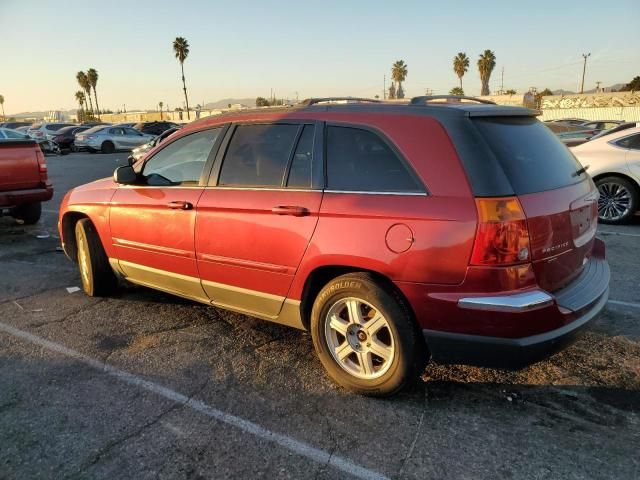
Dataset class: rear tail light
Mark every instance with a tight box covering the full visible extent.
[470,197,531,266]
[86,135,95,140]
[35,149,49,183]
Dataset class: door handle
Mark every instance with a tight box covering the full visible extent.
[271,205,309,216]
[167,201,193,210]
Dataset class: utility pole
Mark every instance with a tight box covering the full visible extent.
[383,75,386,100]
[501,67,504,93]
[595,81,602,92]
[580,53,591,94]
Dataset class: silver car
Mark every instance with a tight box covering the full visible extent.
[75,126,155,154]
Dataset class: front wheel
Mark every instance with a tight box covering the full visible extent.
[101,141,115,154]
[596,176,639,224]
[75,219,118,296]
[310,273,428,397]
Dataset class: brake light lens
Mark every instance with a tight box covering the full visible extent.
[471,197,531,266]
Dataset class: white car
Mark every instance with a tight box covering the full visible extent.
[75,126,155,153]
[0,127,30,139]
[27,122,76,141]
[571,126,640,224]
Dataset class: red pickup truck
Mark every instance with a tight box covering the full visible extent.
[0,139,53,224]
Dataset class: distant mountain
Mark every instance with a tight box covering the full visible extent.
[204,98,256,109]
[552,89,575,95]
[551,83,626,96]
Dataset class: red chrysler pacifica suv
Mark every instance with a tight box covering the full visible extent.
[58,96,610,396]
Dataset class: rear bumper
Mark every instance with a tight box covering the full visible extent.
[0,185,53,208]
[423,254,610,369]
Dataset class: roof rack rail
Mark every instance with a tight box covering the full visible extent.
[410,95,497,105]
[300,97,382,106]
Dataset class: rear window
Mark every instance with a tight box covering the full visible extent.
[473,117,586,195]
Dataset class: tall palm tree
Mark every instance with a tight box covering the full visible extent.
[0,94,4,120]
[173,37,191,120]
[453,52,469,90]
[391,60,408,99]
[159,101,164,119]
[477,50,496,96]
[76,71,94,115]
[75,91,86,122]
[87,68,100,118]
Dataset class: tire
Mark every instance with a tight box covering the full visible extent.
[70,144,78,153]
[12,202,42,225]
[61,148,70,155]
[74,219,118,296]
[88,148,96,154]
[310,273,428,397]
[596,176,639,225]
[101,141,115,154]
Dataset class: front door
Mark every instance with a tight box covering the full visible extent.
[195,122,323,319]
[109,127,224,302]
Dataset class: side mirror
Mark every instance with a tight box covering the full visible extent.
[114,165,137,184]
[127,155,135,166]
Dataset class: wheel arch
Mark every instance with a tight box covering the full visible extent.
[298,265,417,332]
[60,211,90,262]
[592,171,640,196]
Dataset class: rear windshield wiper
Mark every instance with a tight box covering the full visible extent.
[573,165,589,177]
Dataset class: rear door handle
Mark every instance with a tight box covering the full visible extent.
[271,205,309,216]
[167,201,193,210]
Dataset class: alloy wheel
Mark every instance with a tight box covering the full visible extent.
[324,297,395,380]
[597,182,632,222]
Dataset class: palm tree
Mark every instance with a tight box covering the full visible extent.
[173,37,191,120]
[453,52,469,90]
[87,68,100,118]
[76,71,94,115]
[159,101,164,120]
[0,94,4,120]
[391,60,408,99]
[477,50,496,96]
[449,87,465,96]
[75,91,86,122]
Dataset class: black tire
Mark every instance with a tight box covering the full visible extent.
[88,148,96,154]
[101,141,115,154]
[12,202,42,225]
[74,219,118,296]
[310,273,428,397]
[61,148,70,155]
[70,144,79,153]
[595,176,639,225]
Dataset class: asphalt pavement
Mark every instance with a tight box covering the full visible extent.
[0,152,639,479]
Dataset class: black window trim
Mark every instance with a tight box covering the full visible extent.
[134,123,230,187]
[323,121,428,195]
[207,119,324,191]
[610,132,640,151]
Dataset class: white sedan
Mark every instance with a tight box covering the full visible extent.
[571,126,640,224]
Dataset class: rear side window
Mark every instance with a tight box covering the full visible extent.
[218,124,299,187]
[287,125,315,188]
[325,126,423,193]
[473,117,585,195]
[616,134,640,150]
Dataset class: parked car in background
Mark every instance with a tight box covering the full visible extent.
[15,126,30,134]
[52,126,94,154]
[130,126,181,162]
[74,126,155,153]
[579,120,623,131]
[545,118,589,127]
[0,136,53,224]
[0,121,31,129]
[133,121,180,136]
[27,122,76,141]
[557,129,600,147]
[0,127,30,139]
[572,126,640,224]
[114,122,137,128]
[58,96,609,396]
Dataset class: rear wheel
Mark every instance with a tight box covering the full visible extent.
[596,176,638,224]
[101,141,115,154]
[310,273,428,397]
[12,202,42,225]
[74,219,118,296]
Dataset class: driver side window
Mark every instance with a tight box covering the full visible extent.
[142,128,221,186]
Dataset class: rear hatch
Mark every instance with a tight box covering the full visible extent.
[0,140,43,191]
[473,116,597,292]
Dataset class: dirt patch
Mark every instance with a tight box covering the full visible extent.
[126,333,162,353]
[423,332,640,390]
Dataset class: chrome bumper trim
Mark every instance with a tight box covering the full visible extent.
[458,290,554,313]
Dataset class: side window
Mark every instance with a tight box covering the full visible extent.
[4,129,25,139]
[125,128,141,136]
[326,126,424,193]
[287,125,315,188]
[142,128,221,185]
[218,124,299,187]
[109,128,124,136]
[616,134,640,150]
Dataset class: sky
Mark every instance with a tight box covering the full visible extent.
[1,0,639,115]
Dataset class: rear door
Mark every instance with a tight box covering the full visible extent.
[195,121,322,318]
[473,116,598,291]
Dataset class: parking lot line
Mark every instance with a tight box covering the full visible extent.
[608,299,640,309]
[598,230,640,238]
[0,321,389,480]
